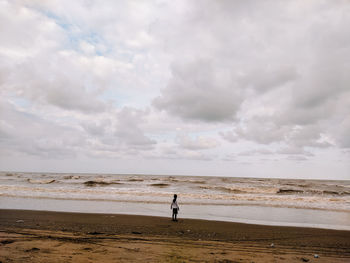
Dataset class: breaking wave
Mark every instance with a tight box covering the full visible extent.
[27,179,56,184]
[84,180,122,187]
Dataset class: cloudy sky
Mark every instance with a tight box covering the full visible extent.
[0,0,349,179]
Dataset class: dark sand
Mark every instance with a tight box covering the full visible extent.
[0,209,349,262]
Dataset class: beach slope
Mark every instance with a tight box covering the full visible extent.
[0,209,349,262]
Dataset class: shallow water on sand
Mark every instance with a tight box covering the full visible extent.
[1,196,350,231]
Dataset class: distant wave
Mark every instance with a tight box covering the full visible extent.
[170,179,206,184]
[63,175,81,180]
[322,190,350,196]
[84,180,122,187]
[27,179,56,184]
[277,188,350,196]
[127,179,144,182]
[198,185,350,197]
[277,189,304,194]
[149,183,169,187]
[198,185,278,194]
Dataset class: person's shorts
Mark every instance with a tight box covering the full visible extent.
[173,208,178,214]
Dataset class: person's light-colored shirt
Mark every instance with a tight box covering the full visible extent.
[171,201,179,209]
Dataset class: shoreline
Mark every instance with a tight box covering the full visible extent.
[2,196,350,231]
[3,193,350,213]
[1,209,350,262]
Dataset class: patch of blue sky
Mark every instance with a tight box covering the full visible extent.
[10,97,31,109]
[39,9,110,56]
[100,85,159,108]
[99,89,131,107]
[38,9,71,31]
[112,48,141,64]
[182,129,228,138]
[42,10,144,63]
[150,132,177,141]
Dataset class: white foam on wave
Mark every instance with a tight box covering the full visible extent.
[1,172,350,209]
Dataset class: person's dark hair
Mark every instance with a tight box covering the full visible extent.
[173,194,177,202]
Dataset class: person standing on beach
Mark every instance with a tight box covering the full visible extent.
[171,194,179,221]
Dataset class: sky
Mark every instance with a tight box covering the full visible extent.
[0,0,349,179]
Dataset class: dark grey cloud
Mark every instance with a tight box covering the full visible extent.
[81,107,156,156]
[239,66,298,94]
[0,99,156,160]
[220,118,289,145]
[114,108,156,149]
[81,119,110,136]
[221,118,332,155]
[153,0,350,151]
[153,59,242,122]
[0,99,84,158]
[336,116,350,148]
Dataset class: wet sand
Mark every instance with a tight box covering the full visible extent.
[0,209,349,262]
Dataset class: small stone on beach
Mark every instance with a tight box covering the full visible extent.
[88,231,103,235]
[25,247,40,252]
[1,240,14,245]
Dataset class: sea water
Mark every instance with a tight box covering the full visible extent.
[1,172,349,230]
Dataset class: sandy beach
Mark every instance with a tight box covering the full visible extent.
[0,209,349,262]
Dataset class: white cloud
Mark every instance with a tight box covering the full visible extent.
[176,133,220,150]
[238,149,274,156]
[153,0,350,152]
[0,0,349,179]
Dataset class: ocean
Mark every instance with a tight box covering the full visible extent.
[1,172,349,230]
